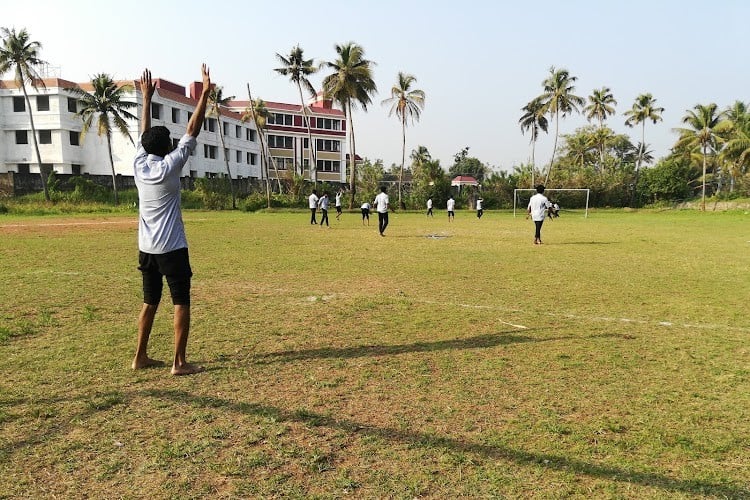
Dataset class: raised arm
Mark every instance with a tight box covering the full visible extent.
[186,64,211,138]
[140,69,156,135]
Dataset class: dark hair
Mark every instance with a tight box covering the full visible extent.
[380,186,387,193]
[141,126,172,156]
[536,184,545,193]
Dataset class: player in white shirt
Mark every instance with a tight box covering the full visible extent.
[426,198,433,217]
[335,189,343,220]
[373,186,390,236]
[308,190,319,225]
[360,201,371,226]
[446,196,455,222]
[476,197,484,219]
[527,185,550,245]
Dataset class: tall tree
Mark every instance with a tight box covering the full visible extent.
[0,27,50,200]
[519,96,549,187]
[274,45,318,180]
[722,101,750,192]
[207,86,236,209]
[624,93,664,204]
[539,66,585,185]
[66,74,137,205]
[242,88,282,203]
[321,42,377,208]
[584,87,617,169]
[673,103,731,210]
[382,72,425,208]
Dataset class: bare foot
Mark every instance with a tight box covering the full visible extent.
[132,357,165,370]
[171,362,205,376]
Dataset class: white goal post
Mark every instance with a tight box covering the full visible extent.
[513,188,590,218]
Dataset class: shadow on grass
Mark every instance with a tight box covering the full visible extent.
[254,330,551,364]
[143,388,749,498]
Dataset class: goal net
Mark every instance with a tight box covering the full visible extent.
[513,188,590,218]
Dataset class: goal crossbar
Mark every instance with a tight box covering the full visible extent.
[513,188,590,218]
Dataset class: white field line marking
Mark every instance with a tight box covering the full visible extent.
[417,299,750,334]
[0,218,207,228]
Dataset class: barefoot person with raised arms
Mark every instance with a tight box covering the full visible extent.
[132,65,211,375]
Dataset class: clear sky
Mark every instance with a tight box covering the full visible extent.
[3,0,748,173]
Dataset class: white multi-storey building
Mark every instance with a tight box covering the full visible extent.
[0,76,262,182]
[228,94,348,185]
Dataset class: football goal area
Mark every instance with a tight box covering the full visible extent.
[513,188,590,218]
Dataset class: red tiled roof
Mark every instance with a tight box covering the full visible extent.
[228,99,344,117]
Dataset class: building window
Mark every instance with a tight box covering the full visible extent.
[224,147,229,159]
[246,129,257,142]
[72,164,81,175]
[235,125,241,138]
[204,144,217,159]
[15,130,28,144]
[68,97,77,113]
[251,153,257,165]
[303,138,309,149]
[189,170,197,178]
[223,122,229,136]
[316,139,340,152]
[69,131,80,146]
[315,117,341,130]
[208,118,216,132]
[39,130,52,144]
[13,96,25,112]
[317,160,341,173]
[271,156,294,170]
[187,111,193,122]
[303,158,310,169]
[269,113,293,126]
[171,107,180,123]
[267,134,293,149]
[236,150,242,163]
[151,103,162,120]
[36,95,50,111]
[17,164,30,174]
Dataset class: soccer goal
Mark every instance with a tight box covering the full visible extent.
[513,188,590,218]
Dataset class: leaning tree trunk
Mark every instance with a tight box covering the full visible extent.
[544,111,560,186]
[398,116,406,209]
[106,134,119,205]
[217,120,236,209]
[701,145,707,211]
[347,103,357,209]
[21,82,50,201]
[298,84,317,185]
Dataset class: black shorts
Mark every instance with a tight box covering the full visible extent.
[361,208,370,218]
[138,248,193,306]
[336,206,342,214]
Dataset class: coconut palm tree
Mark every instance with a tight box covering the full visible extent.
[519,96,549,187]
[584,87,617,169]
[624,93,664,203]
[274,45,318,180]
[539,66,584,185]
[673,103,731,210]
[382,72,425,208]
[722,101,750,192]
[0,27,50,200]
[66,74,137,205]
[207,86,236,209]
[321,42,377,208]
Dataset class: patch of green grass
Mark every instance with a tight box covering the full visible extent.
[1,210,749,498]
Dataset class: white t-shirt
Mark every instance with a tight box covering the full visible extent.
[361,202,370,210]
[374,192,389,213]
[318,196,329,210]
[134,134,196,254]
[308,193,319,209]
[476,199,483,210]
[447,198,455,211]
[427,199,433,209]
[528,193,550,221]
[335,193,342,207]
